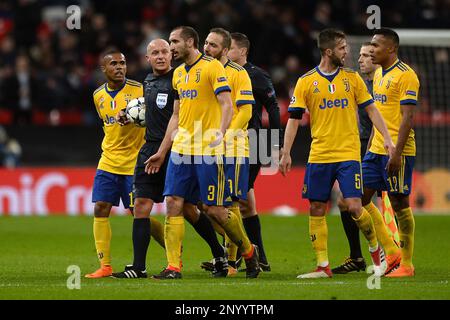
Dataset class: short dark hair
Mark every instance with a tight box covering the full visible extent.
[231,32,250,54]
[317,28,346,54]
[373,28,400,47]
[100,47,124,64]
[210,27,231,49]
[173,26,199,49]
[101,47,122,59]
[361,41,373,47]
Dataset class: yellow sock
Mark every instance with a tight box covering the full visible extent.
[353,208,378,250]
[222,208,252,257]
[164,216,184,270]
[396,207,415,267]
[150,217,165,249]
[225,233,238,262]
[309,216,328,267]
[364,202,399,255]
[93,217,111,266]
[225,205,244,261]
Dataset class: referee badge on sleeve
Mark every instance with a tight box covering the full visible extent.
[156,93,168,109]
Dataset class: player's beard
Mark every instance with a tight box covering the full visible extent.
[330,53,344,68]
[206,48,225,60]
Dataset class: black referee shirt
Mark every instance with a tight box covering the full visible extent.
[243,62,282,147]
[143,69,176,143]
[358,79,374,141]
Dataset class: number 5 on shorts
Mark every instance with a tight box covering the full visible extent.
[355,174,361,190]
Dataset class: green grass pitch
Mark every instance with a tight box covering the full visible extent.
[0,214,449,300]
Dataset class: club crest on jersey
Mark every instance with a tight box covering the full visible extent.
[195,70,201,83]
[328,84,336,94]
[185,74,189,83]
[156,93,168,109]
[343,78,350,92]
[124,93,132,105]
[386,76,394,89]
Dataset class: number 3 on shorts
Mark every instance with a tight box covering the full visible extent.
[208,185,215,201]
[355,173,361,190]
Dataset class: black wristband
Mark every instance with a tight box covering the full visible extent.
[289,109,304,120]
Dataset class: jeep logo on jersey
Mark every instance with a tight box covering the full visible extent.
[180,89,198,99]
[328,84,336,94]
[319,98,349,109]
[373,93,387,104]
[156,93,168,109]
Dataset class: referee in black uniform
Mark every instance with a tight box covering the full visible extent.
[228,33,282,271]
[112,39,176,278]
[115,39,229,279]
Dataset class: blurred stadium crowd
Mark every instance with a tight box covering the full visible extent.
[0,0,448,126]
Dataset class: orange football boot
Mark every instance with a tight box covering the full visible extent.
[227,266,238,276]
[385,265,415,278]
[85,265,113,278]
[385,251,402,275]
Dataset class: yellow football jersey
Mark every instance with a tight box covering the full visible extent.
[172,53,231,156]
[370,60,420,156]
[93,79,145,175]
[289,67,373,163]
[224,59,255,158]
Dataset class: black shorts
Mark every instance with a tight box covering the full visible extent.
[248,162,261,190]
[133,141,169,203]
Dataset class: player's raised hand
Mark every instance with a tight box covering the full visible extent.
[145,152,164,174]
[279,152,292,177]
[116,109,130,126]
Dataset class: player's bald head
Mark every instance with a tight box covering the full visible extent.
[147,39,170,53]
[146,38,172,74]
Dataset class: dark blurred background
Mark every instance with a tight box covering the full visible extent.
[0,0,449,168]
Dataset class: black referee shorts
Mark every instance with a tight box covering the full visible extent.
[133,141,169,203]
[248,162,261,191]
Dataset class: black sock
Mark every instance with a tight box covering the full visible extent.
[340,211,363,259]
[243,215,268,263]
[132,218,150,271]
[192,213,224,258]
